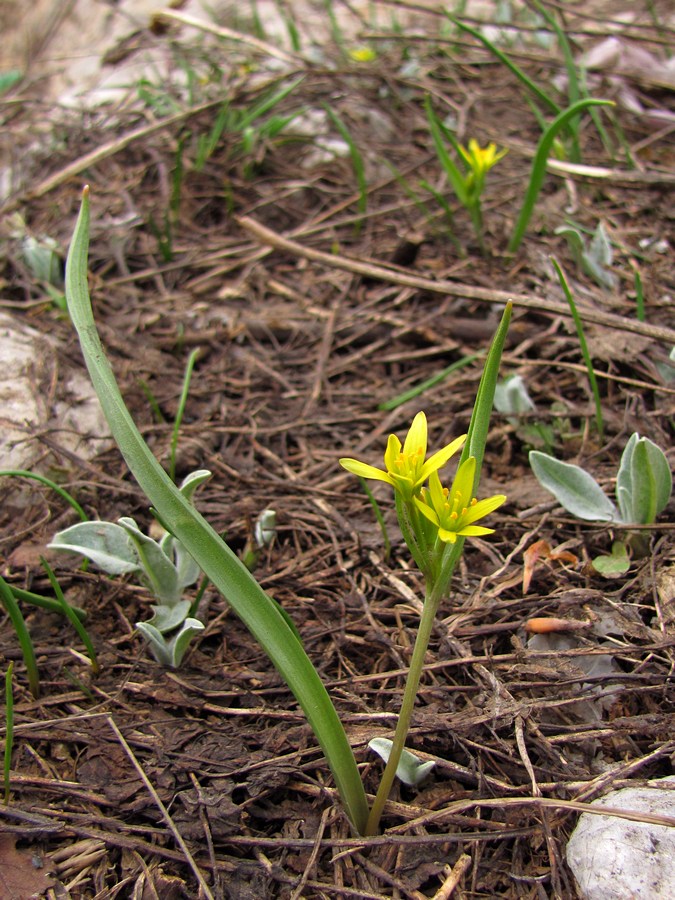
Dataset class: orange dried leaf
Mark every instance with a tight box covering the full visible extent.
[525,617,589,634]
[522,539,579,593]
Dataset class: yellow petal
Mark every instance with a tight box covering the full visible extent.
[403,411,427,458]
[340,458,394,485]
[415,498,440,527]
[461,494,506,526]
[420,434,466,483]
[457,525,495,537]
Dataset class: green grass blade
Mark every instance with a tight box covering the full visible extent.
[507,98,613,255]
[0,576,40,698]
[527,0,581,161]
[323,105,368,231]
[9,585,86,620]
[448,16,561,116]
[39,557,99,674]
[378,354,477,411]
[196,103,231,170]
[424,95,468,206]
[4,663,13,804]
[0,470,88,521]
[65,187,368,834]
[137,378,166,423]
[358,477,391,562]
[634,268,645,322]
[170,347,200,482]
[551,258,604,441]
[237,76,304,130]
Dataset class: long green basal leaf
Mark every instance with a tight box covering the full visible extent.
[65,187,369,834]
[461,302,512,482]
[507,99,613,255]
[436,301,511,594]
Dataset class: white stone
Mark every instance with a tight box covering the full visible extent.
[566,777,675,899]
[0,313,109,474]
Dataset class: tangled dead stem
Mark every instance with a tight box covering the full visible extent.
[0,1,674,897]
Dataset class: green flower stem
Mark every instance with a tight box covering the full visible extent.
[65,188,369,834]
[365,581,442,836]
[366,301,512,835]
[469,202,485,254]
[436,537,465,600]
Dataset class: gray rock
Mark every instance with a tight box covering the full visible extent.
[0,313,109,475]
[566,776,675,899]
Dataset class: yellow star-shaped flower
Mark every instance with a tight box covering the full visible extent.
[340,412,466,501]
[414,457,506,543]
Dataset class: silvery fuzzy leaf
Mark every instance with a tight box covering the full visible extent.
[49,521,140,575]
[368,738,436,786]
[118,517,183,605]
[529,451,618,522]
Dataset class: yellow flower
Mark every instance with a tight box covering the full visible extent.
[348,46,377,63]
[458,139,508,177]
[340,412,466,501]
[458,139,508,200]
[414,457,506,543]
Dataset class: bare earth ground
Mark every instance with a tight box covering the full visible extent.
[1,1,674,897]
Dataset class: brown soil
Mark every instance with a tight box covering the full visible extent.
[1,3,674,898]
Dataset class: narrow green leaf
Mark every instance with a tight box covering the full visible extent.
[0,576,40,698]
[169,349,200,483]
[462,302,512,480]
[0,470,88,522]
[9,585,86,620]
[507,99,613,255]
[424,95,468,206]
[551,257,604,440]
[449,17,561,116]
[4,662,14,803]
[39,556,99,674]
[65,187,368,834]
[379,354,477,411]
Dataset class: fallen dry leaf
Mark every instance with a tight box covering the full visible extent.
[0,833,54,899]
[523,539,579,593]
[525,617,590,634]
